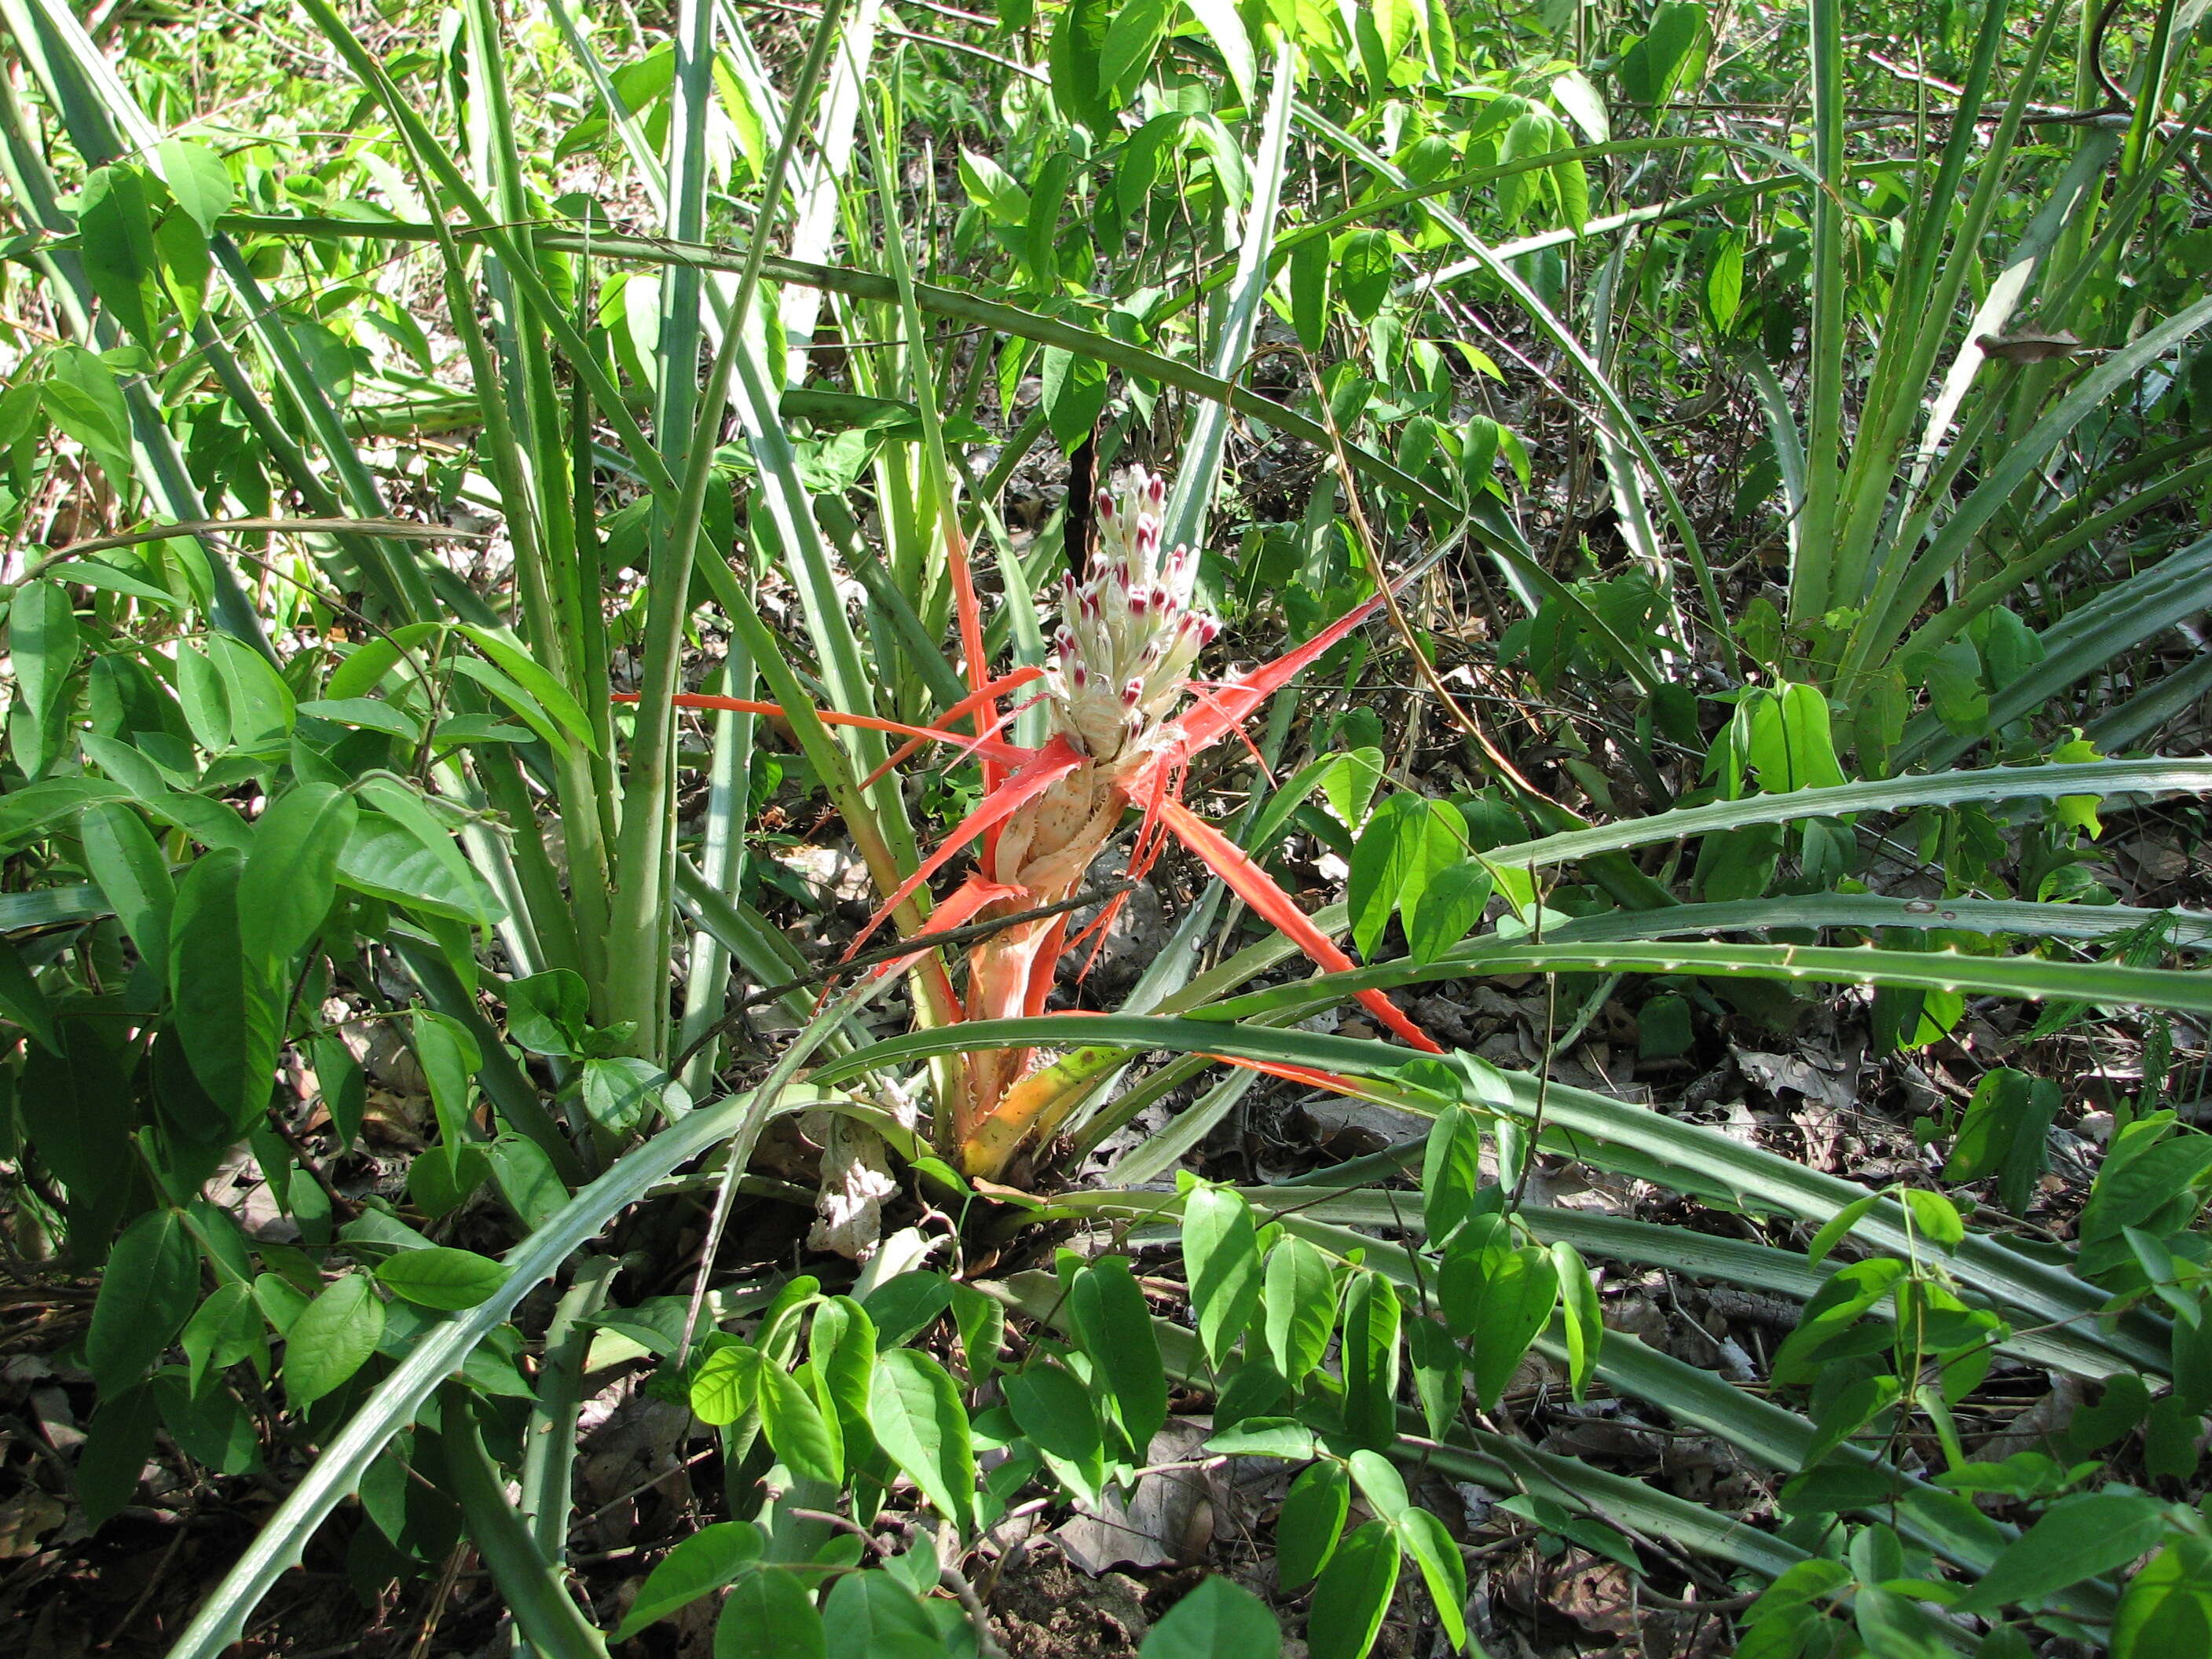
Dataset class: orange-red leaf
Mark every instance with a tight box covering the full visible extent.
[855,874,1026,987]
[616,690,1034,768]
[847,735,1090,958]
[1157,797,1441,1054]
[859,667,1047,790]
[1198,1054,1396,1097]
[1144,588,1391,781]
[944,518,1007,833]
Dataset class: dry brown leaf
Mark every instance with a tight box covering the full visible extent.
[0,1489,66,1558]
[1054,1420,1215,1573]
[1500,1545,1642,1637]
[1976,330,2090,363]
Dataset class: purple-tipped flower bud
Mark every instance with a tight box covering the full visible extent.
[1038,463,1224,763]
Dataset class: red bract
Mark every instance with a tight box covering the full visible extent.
[632,466,1437,1176]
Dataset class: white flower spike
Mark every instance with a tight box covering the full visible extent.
[1044,465,1219,764]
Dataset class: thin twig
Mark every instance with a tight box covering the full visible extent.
[1301,361,1554,805]
[260,1104,361,1225]
[1510,861,1554,1211]
[576,1447,718,1529]
[668,880,1134,1076]
[934,1555,1007,1659]
[787,1509,893,1555]
[94,1511,189,1650]
[405,1544,467,1659]
[1635,1585,1761,1614]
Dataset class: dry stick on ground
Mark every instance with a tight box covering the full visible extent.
[668,880,1136,1077]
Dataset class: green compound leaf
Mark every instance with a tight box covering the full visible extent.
[1307,1520,1401,1659]
[867,1348,976,1532]
[1183,1185,1263,1369]
[615,1522,764,1640]
[1137,1575,1281,1657]
[283,1272,385,1410]
[86,1207,198,1395]
[374,1247,511,1311]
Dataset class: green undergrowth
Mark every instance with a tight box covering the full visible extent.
[2,0,2210,1654]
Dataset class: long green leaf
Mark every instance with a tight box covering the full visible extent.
[2088,646,2212,754]
[163,968,895,1659]
[1794,0,1848,620]
[986,1270,1809,1581]
[1481,757,2212,871]
[1899,532,2212,767]
[438,1386,610,1659]
[814,1015,2165,1374]
[1213,936,2212,1028]
[1825,0,2045,617]
[1163,42,1295,551]
[1537,893,2212,952]
[1846,291,2212,681]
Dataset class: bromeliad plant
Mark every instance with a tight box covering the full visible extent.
[649,461,1442,1181]
[11,0,2212,1657]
